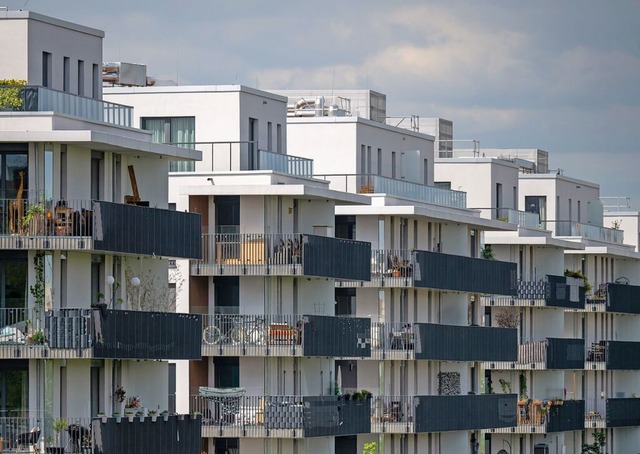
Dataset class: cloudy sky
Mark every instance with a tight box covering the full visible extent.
[8,0,640,208]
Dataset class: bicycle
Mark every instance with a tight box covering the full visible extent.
[202,315,267,345]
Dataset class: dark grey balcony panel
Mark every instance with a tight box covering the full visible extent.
[91,415,201,454]
[546,338,585,369]
[93,201,201,259]
[606,398,640,427]
[605,283,640,314]
[45,309,92,349]
[303,396,371,437]
[414,394,517,432]
[303,235,371,281]
[93,309,202,360]
[546,399,584,432]
[414,324,517,362]
[302,315,371,357]
[545,275,585,309]
[606,341,640,370]
[413,251,517,295]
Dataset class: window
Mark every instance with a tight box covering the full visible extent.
[434,181,451,190]
[276,124,282,154]
[377,148,382,175]
[267,122,272,152]
[391,151,397,179]
[77,60,85,96]
[525,196,547,222]
[141,117,195,171]
[92,64,100,99]
[42,52,52,87]
[62,57,70,92]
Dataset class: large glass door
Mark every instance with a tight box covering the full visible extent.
[0,253,28,327]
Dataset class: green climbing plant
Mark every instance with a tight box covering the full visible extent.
[581,430,605,454]
[363,441,378,454]
[30,252,45,309]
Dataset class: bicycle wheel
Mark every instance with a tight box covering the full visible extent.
[203,326,223,345]
[248,326,267,344]
[229,325,246,344]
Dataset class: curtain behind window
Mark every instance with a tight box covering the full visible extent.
[170,118,195,172]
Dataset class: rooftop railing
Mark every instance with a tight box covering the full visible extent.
[168,141,313,177]
[0,85,132,127]
[496,208,541,229]
[315,174,467,208]
[552,220,624,244]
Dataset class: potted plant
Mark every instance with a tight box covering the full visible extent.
[22,200,46,235]
[136,409,145,422]
[190,411,201,420]
[112,412,121,423]
[160,410,169,422]
[46,418,68,453]
[98,412,108,423]
[29,330,46,345]
[148,409,158,422]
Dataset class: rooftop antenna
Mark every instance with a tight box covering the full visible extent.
[23,0,30,8]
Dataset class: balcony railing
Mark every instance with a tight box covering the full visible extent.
[315,174,467,208]
[503,399,585,433]
[585,340,640,370]
[412,394,517,432]
[255,149,313,177]
[604,398,640,427]
[484,275,585,309]
[553,220,624,244]
[0,85,132,126]
[0,307,201,360]
[584,398,607,428]
[0,198,201,259]
[413,250,517,295]
[192,394,370,438]
[496,208,541,229]
[586,282,640,314]
[0,416,95,453]
[169,141,313,177]
[192,232,371,280]
[201,313,371,358]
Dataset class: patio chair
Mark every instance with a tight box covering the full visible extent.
[66,424,90,453]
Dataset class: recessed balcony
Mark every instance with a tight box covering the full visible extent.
[585,282,640,314]
[553,220,624,244]
[585,397,640,428]
[0,308,202,361]
[484,338,584,370]
[191,233,371,281]
[201,313,371,358]
[490,398,585,434]
[372,394,517,433]
[585,340,640,370]
[483,275,585,309]
[0,199,201,259]
[0,85,133,126]
[371,322,517,362]
[338,249,517,295]
[192,394,371,438]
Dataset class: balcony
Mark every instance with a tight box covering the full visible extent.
[553,220,624,244]
[0,308,201,361]
[191,233,371,280]
[496,208,541,230]
[201,314,371,358]
[485,338,584,370]
[316,174,467,208]
[491,399,585,434]
[171,141,314,177]
[338,249,517,295]
[585,340,640,370]
[483,275,585,309]
[0,414,198,454]
[371,322,517,362]
[371,394,516,433]
[192,394,370,438]
[585,282,640,314]
[0,199,201,259]
[0,85,132,126]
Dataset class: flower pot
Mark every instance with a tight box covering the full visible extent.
[162,414,169,422]
[138,415,145,422]
[127,415,134,423]
[114,415,121,423]
[100,415,108,423]
[150,415,157,422]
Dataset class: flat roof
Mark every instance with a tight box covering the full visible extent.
[286,116,435,141]
[0,10,104,37]
[105,85,288,103]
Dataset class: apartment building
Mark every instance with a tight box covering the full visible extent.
[277,91,523,453]
[0,10,203,453]
[436,150,640,453]
[105,84,377,454]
